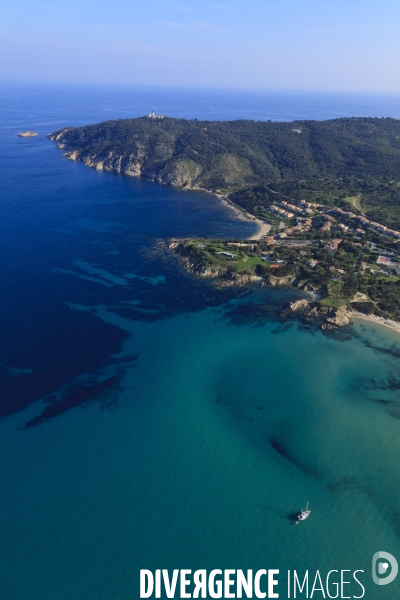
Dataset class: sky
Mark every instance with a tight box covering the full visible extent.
[1,0,400,92]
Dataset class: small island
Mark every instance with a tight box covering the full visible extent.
[17,131,38,137]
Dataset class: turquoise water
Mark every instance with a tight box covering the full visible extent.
[2,309,400,598]
[2,87,400,598]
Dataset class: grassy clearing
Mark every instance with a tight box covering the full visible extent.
[185,241,265,272]
[318,281,348,308]
[344,195,363,213]
[231,254,264,271]
[374,274,399,282]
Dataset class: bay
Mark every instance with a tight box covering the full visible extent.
[1,86,400,599]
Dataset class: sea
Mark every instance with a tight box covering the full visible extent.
[2,85,400,599]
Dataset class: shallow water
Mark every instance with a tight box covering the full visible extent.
[2,86,400,598]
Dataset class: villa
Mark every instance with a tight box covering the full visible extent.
[218,251,236,259]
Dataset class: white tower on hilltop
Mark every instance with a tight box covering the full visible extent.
[147,110,164,119]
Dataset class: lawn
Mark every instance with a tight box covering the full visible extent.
[344,195,363,213]
[318,281,348,308]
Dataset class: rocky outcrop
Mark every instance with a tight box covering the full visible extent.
[62,150,143,177]
[285,299,351,329]
[17,131,38,137]
[48,127,256,194]
[288,299,309,312]
[168,241,261,286]
[152,159,203,188]
[223,271,261,285]
[269,275,296,287]
[169,241,353,324]
[49,129,71,142]
[52,134,204,189]
[179,256,226,278]
[64,150,79,161]
[324,308,351,327]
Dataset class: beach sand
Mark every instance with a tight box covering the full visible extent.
[351,311,400,336]
[215,193,271,241]
[247,218,272,240]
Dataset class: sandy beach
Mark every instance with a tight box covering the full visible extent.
[206,192,400,331]
[248,218,272,240]
[350,311,400,336]
[215,193,271,240]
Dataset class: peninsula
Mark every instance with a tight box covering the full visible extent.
[49,115,400,325]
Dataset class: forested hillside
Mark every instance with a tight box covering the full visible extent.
[50,116,400,227]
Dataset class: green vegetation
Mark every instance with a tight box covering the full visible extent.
[175,240,267,280]
[230,176,400,230]
[174,236,400,321]
[51,115,400,321]
[344,195,363,213]
[318,282,347,309]
[51,116,400,228]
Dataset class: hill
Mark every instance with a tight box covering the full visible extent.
[49,116,400,228]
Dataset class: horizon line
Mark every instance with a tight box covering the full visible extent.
[2,80,400,96]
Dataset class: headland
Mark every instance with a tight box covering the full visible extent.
[49,115,400,327]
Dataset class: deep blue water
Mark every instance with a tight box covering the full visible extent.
[2,85,400,129]
[2,86,400,599]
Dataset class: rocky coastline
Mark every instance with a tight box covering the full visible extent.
[285,299,351,330]
[48,124,400,334]
[49,130,269,239]
[167,240,263,285]
[168,240,352,330]
[50,128,204,186]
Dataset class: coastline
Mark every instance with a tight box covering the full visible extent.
[53,140,271,242]
[45,144,400,332]
[350,311,400,336]
[214,192,271,240]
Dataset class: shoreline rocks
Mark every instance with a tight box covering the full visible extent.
[288,299,309,312]
[17,131,38,137]
[169,242,352,328]
[287,299,351,329]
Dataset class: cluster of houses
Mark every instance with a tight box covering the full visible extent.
[320,220,349,233]
[268,200,355,238]
[299,200,322,209]
[269,205,294,219]
[320,221,332,233]
[280,217,313,237]
[279,200,314,216]
[261,199,400,281]
[268,199,324,223]
[325,239,343,252]
[269,199,322,219]
[267,199,400,243]
[328,208,400,239]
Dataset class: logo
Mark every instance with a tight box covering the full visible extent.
[372,552,398,585]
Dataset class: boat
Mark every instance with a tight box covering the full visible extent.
[296,502,311,523]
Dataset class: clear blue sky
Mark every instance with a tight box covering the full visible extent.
[1,0,400,91]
